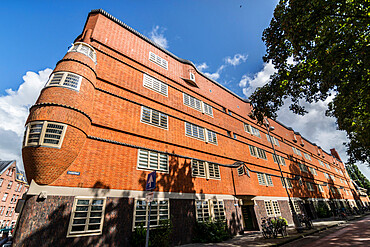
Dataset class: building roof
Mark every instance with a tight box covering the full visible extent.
[0,160,15,175]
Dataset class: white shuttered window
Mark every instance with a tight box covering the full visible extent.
[141,106,168,129]
[185,122,205,140]
[143,74,168,96]
[137,149,168,172]
[149,51,168,69]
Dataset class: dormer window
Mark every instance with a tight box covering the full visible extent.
[190,72,195,82]
[68,42,97,64]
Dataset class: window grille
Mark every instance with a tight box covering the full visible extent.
[137,149,168,172]
[203,102,213,117]
[196,200,210,222]
[192,160,206,178]
[206,129,217,145]
[317,184,324,192]
[133,199,169,228]
[149,51,168,69]
[23,121,67,148]
[249,145,267,159]
[185,122,205,140]
[309,167,317,175]
[298,163,308,172]
[281,177,292,188]
[143,74,168,96]
[266,175,273,186]
[266,134,280,146]
[212,200,226,221]
[265,201,281,216]
[141,106,168,129]
[293,201,301,214]
[292,146,302,156]
[68,198,105,237]
[208,163,220,179]
[237,166,245,176]
[68,42,97,63]
[273,155,286,166]
[303,152,312,161]
[306,182,315,191]
[183,93,202,111]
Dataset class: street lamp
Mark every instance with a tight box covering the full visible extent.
[264,118,302,229]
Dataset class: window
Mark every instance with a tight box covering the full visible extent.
[266,134,280,146]
[206,129,218,145]
[233,133,237,139]
[45,72,83,91]
[149,51,168,69]
[183,93,202,112]
[18,184,23,192]
[185,122,205,140]
[67,198,105,237]
[143,74,168,96]
[318,160,325,167]
[273,155,286,166]
[14,195,18,204]
[208,163,220,179]
[249,145,267,159]
[0,178,3,187]
[133,199,169,228]
[212,200,226,221]
[306,182,315,191]
[244,123,261,137]
[335,168,339,173]
[137,149,168,172]
[292,201,301,214]
[317,184,324,192]
[281,177,292,189]
[265,201,281,216]
[68,42,97,63]
[10,195,15,203]
[196,200,210,222]
[141,106,168,129]
[203,102,213,117]
[228,111,232,116]
[298,163,308,172]
[9,208,14,217]
[257,173,273,186]
[292,146,302,156]
[309,167,317,175]
[23,121,67,148]
[330,187,336,194]
[330,175,336,181]
[237,166,245,176]
[15,183,19,191]
[192,160,220,180]
[192,160,206,178]
[0,207,4,215]
[324,172,329,179]
[303,152,312,161]
[325,163,331,170]
[5,208,10,217]
[7,181,13,189]
[7,169,13,176]
[2,193,8,202]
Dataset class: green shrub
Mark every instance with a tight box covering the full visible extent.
[316,202,331,218]
[130,219,173,247]
[193,220,232,243]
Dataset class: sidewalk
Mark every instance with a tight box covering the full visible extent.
[181,214,369,247]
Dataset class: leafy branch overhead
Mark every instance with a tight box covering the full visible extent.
[250,0,370,164]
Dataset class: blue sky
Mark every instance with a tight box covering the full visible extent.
[0,0,369,179]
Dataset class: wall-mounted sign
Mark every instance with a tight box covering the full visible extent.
[67,171,80,175]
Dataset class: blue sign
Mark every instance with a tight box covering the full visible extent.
[146,171,156,191]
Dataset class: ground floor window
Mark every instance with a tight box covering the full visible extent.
[292,201,301,214]
[195,199,225,222]
[264,200,281,217]
[133,199,169,229]
[67,198,106,237]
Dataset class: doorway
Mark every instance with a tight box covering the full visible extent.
[241,205,258,231]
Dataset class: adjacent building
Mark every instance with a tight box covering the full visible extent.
[14,9,366,246]
[0,160,28,229]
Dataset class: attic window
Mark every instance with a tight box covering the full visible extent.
[68,42,97,63]
[190,72,195,81]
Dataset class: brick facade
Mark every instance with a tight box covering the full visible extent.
[15,9,364,246]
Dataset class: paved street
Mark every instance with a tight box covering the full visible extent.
[283,215,370,247]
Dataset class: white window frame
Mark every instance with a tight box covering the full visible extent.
[324,172,329,179]
[292,201,301,214]
[149,51,168,70]
[183,93,202,112]
[185,122,205,141]
[202,102,213,117]
[318,160,325,167]
[195,200,211,222]
[303,152,312,161]
[325,163,331,170]
[237,166,245,176]
[317,184,324,192]
[244,123,261,137]
[67,197,106,237]
[205,129,218,145]
[292,146,302,156]
[23,121,67,148]
[137,149,169,173]
[133,199,169,229]
[191,160,206,178]
[249,145,267,159]
[298,163,308,172]
[273,154,286,166]
[212,200,226,221]
[143,74,168,96]
[266,134,280,146]
[257,173,273,186]
[281,177,292,189]
[306,182,315,191]
[140,106,168,130]
[264,200,281,217]
[2,193,8,202]
[45,71,83,91]
[68,42,97,63]
[309,167,317,175]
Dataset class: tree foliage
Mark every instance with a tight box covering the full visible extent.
[250,0,370,164]
[346,163,370,195]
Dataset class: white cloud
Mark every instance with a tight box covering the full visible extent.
[225,54,248,66]
[196,62,209,72]
[239,61,276,97]
[0,68,52,170]
[204,65,225,81]
[149,25,169,49]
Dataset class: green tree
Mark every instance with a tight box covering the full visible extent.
[347,163,370,195]
[250,0,370,165]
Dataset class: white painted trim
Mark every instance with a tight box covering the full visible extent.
[27,180,236,200]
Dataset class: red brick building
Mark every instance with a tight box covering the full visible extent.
[0,161,28,229]
[14,9,363,246]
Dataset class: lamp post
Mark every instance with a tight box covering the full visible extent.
[264,118,302,229]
